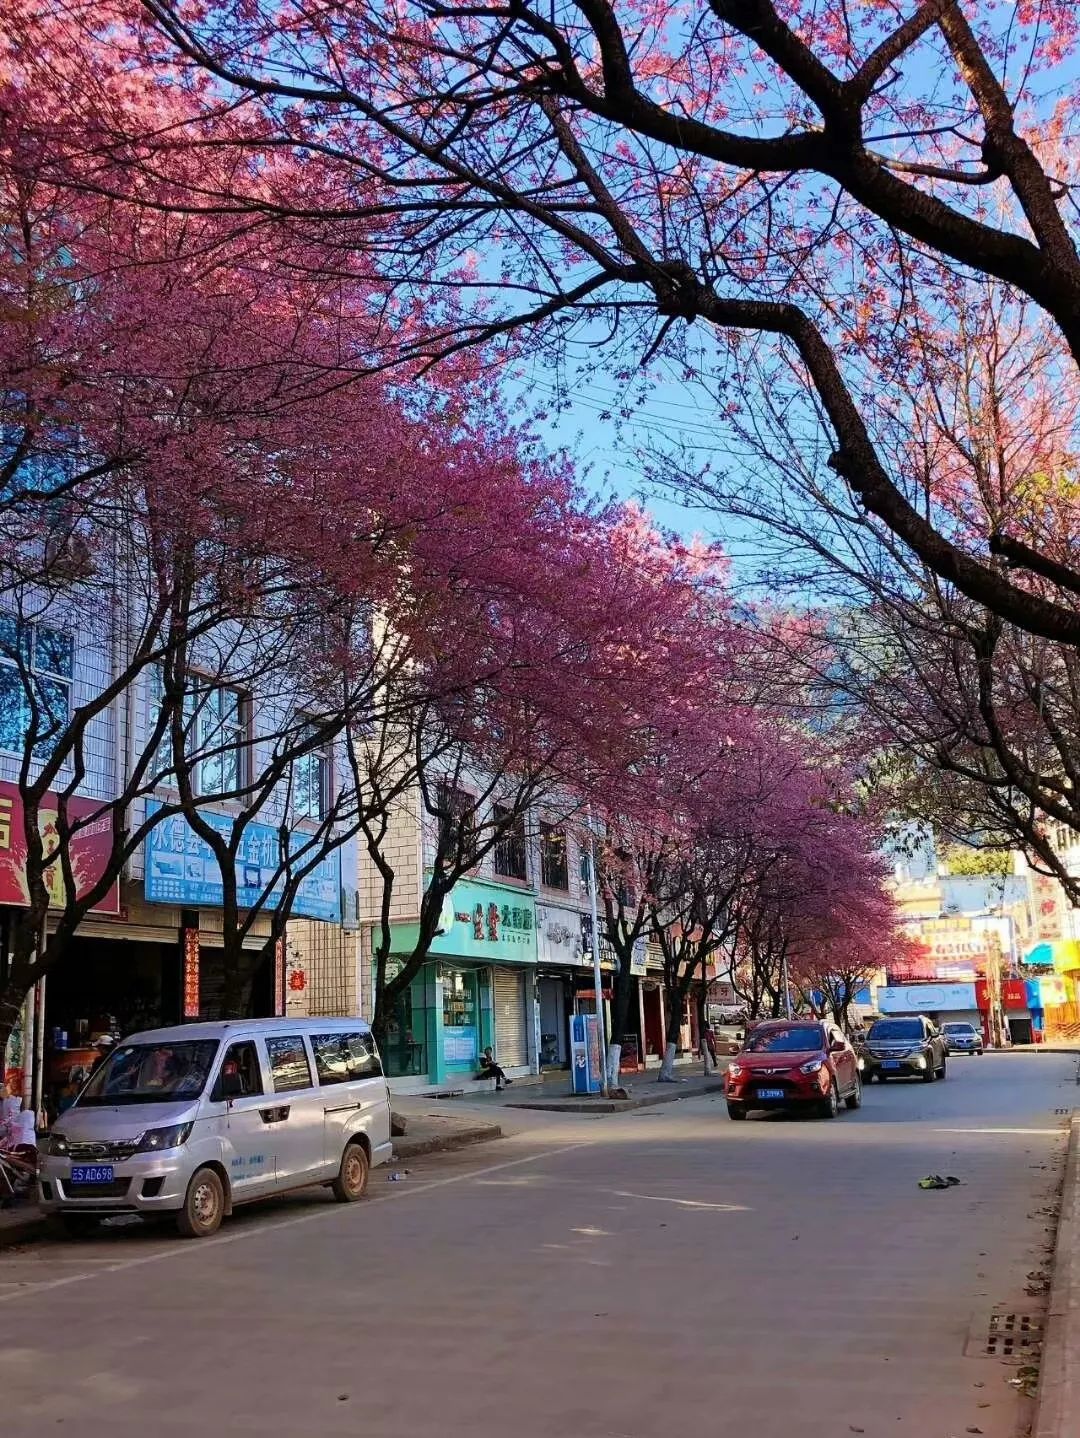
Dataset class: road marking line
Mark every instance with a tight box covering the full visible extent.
[609,1189,749,1212]
[0,1142,593,1306]
[933,1127,1066,1136]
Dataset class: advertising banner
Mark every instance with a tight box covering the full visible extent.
[144,801,342,922]
[0,778,118,914]
[388,877,537,964]
[878,982,978,1013]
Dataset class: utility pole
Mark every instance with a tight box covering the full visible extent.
[584,809,610,1097]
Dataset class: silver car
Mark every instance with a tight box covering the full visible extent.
[38,1018,393,1239]
[941,1021,984,1055]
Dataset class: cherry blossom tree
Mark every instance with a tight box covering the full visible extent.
[118,0,1080,644]
[0,2,571,1058]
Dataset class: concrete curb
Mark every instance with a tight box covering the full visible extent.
[990,1047,1080,1056]
[505,1080,729,1115]
[1035,1113,1080,1438]
[393,1122,502,1160]
[0,1209,48,1250]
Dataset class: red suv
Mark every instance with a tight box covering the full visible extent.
[725,1020,862,1120]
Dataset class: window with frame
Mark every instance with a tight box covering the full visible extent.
[493,804,527,882]
[212,1040,264,1100]
[436,782,476,869]
[0,400,78,500]
[310,1030,383,1084]
[0,616,73,758]
[540,821,569,890]
[293,721,331,822]
[150,668,248,796]
[265,1034,313,1092]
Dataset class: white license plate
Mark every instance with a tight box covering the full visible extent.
[756,1088,785,1100]
[70,1164,114,1183]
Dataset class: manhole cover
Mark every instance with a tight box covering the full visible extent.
[975,1313,1043,1361]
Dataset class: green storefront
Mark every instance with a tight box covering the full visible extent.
[377,877,538,1085]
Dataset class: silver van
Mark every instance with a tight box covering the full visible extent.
[38,1017,393,1239]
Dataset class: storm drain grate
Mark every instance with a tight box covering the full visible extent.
[983,1313,1043,1359]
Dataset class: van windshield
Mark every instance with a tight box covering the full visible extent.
[77,1041,219,1106]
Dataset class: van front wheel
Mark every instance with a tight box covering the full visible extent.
[176,1166,225,1239]
[331,1142,370,1203]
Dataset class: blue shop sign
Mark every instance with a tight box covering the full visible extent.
[144,801,342,921]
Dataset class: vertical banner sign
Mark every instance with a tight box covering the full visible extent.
[569,1013,602,1094]
[274,935,286,1017]
[182,928,201,1020]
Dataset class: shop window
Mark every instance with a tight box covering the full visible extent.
[493,804,527,881]
[540,821,569,890]
[310,1030,383,1083]
[442,968,479,1068]
[265,1034,313,1092]
[385,985,428,1078]
[0,616,73,758]
[436,782,476,869]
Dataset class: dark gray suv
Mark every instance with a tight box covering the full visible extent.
[862,1016,948,1083]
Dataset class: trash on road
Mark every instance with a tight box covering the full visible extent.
[387,1170,411,1182]
[918,1174,962,1189]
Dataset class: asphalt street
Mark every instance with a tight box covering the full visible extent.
[0,1053,1075,1438]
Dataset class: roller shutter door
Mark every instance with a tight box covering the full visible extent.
[494,967,528,1067]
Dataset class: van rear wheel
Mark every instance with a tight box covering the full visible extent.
[331,1142,370,1202]
[176,1166,225,1239]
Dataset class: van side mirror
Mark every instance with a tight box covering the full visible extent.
[219,1070,243,1100]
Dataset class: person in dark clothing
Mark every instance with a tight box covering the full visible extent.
[474,1046,512,1091]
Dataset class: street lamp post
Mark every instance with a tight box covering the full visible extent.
[584,811,610,1098]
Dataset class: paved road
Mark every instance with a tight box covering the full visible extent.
[0,1054,1075,1438]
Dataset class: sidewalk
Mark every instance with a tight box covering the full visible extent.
[1036,1113,1080,1438]
[390,1103,502,1159]
[439,1061,730,1114]
[0,1201,44,1248]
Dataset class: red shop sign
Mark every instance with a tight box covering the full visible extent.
[0,779,119,914]
[182,928,201,1020]
[1002,978,1029,1009]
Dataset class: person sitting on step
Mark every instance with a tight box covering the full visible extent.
[474,1046,512,1091]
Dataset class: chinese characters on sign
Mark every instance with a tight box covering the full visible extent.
[144,802,342,922]
[465,900,534,946]
[182,928,201,1019]
[0,779,119,913]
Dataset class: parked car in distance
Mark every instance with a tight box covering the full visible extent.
[941,1021,984,1055]
[38,1017,393,1240]
[861,1016,948,1083]
[724,1019,862,1121]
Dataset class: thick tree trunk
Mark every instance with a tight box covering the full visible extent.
[658,988,682,1081]
[695,986,716,1074]
[605,957,635,1087]
[0,979,25,1085]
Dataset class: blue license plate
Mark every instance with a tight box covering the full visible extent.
[70,1164,114,1183]
[756,1088,785,1100]
[881,1061,902,1071]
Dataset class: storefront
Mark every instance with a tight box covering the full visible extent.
[1001,977,1033,1046]
[536,902,584,1067]
[379,876,538,1090]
